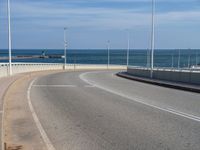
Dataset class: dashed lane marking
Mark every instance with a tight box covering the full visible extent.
[32,84,77,88]
[32,84,95,88]
[84,85,95,88]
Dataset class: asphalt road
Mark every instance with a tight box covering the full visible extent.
[30,70,200,150]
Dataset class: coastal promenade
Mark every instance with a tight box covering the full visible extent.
[0,64,200,149]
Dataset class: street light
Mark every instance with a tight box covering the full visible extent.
[7,0,12,75]
[107,40,110,69]
[150,0,155,78]
[178,49,181,69]
[126,30,130,67]
[63,27,67,70]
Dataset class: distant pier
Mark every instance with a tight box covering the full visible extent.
[0,54,64,60]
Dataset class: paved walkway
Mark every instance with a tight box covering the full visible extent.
[0,75,22,150]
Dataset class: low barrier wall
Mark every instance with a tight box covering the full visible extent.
[0,63,126,78]
[127,67,200,85]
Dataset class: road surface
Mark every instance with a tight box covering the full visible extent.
[30,70,200,150]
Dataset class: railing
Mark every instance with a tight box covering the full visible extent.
[0,63,126,78]
[127,66,200,85]
[128,66,200,73]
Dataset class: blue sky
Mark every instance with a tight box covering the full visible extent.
[1,0,200,49]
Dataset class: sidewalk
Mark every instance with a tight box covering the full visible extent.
[0,75,22,150]
[117,72,200,93]
[3,72,47,149]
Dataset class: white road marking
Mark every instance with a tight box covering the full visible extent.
[80,71,200,123]
[32,84,95,88]
[32,84,77,88]
[28,79,56,150]
[84,85,95,88]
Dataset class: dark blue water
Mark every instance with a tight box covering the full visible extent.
[0,49,200,68]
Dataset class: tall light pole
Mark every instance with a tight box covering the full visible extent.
[126,30,130,67]
[107,40,110,69]
[188,49,191,69]
[171,54,174,69]
[64,27,67,70]
[7,0,12,75]
[178,49,180,69]
[150,0,155,78]
[196,50,198,66]
[147,48,150,68]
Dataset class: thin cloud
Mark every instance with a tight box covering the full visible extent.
[5,0,200,30]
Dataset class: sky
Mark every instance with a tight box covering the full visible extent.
[1,0,200,49]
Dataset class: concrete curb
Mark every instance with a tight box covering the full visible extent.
[117,72,200,94]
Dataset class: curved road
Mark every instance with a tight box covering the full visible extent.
[30,70,200,150]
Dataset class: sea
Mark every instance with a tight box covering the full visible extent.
[0,49,200,68]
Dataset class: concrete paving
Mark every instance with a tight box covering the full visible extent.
[0,75,21,150]
[30,70,200,150]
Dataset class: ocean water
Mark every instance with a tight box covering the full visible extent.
[0,49,200,68]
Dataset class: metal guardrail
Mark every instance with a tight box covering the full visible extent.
[0,62,64,66]
[128,66,200,73]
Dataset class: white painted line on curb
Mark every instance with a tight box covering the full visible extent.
[32,84,77,88]
[80,71,200,123]
[28,79,56,150]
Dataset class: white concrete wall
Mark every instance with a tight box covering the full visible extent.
[0,63,126,78]
[127,67,200,85]
[0,65,8,77]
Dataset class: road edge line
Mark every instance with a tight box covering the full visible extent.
[27,78,56,150]
[79,71,200,123]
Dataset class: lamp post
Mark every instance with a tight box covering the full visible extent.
[107,40,110,69]
[150,0,155,78]
[146,49,148,67]
[188,48,191,69]
[63,27,67,70]
[178,49,180,69]
[196,50,198,66]
[126,30,130,67]
[171,54,174,69]
[7,0,12,75]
